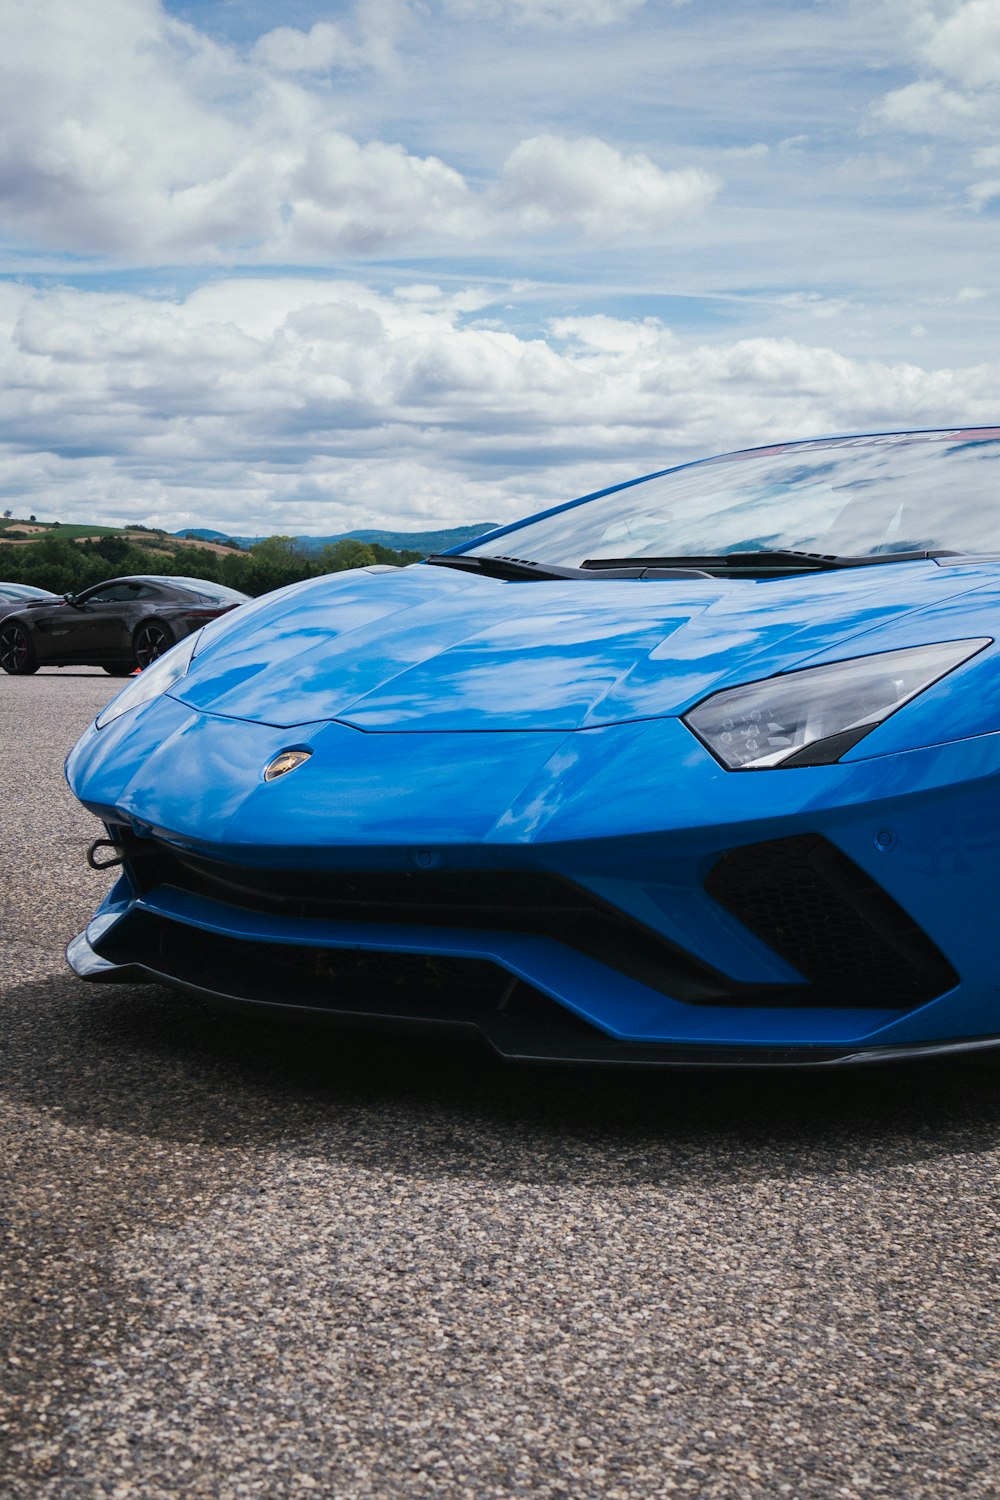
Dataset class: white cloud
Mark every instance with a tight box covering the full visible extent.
[0,278,995,535]
[0,0,714,260]
[283,135,477,254]
[865,1,1000,226]
[0,0,246,254]
[498,135,719,237]
[969,174,1000,203]
[550,315,669,354]
[251,0,412,73]
[723,143,770,160]
[0,0,995,544]
[919,0,1000,89]
[873,2,1000,139]
[251,22,358,73]
[775,293,851,321]
[440,0,649,27]
[834,150,920,185]
[875,77,989,133]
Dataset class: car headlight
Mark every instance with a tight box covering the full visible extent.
[95,629,203,729]
[683,638,991,769]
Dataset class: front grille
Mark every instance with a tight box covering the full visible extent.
[120,837,739,1005]
[705,834,957,1009]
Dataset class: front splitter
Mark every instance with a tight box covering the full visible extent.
[65,929,1000,1070]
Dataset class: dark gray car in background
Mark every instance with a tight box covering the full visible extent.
[0,575,248,675]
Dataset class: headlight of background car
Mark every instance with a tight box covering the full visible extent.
[95,629,203,729]
[684,638,991,769]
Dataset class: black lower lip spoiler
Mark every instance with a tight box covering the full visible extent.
[66,930,1000,1071]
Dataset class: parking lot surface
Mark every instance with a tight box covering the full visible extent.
[3,671,1000,1498]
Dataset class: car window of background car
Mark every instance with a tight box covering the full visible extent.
[85,583,152,604]
[169,579,250,604]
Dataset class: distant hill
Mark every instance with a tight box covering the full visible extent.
[173,523,500,555]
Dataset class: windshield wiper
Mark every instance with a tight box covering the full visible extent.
[582,549,953,576]
[426,553,710,582]
[427,548,953,583]
[426,553,586,581]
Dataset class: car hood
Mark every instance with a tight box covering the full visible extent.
[170,560,996,732]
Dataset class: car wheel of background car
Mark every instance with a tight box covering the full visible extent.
[132,620,174,669]
[102,665,134,676]
[0,621,38,675]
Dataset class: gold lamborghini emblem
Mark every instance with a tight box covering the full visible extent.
[263,749,312,782]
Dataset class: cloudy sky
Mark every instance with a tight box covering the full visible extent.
[2,0,999,535]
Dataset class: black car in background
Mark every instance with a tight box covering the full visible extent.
[0,575,249,675]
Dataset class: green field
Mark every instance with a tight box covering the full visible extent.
[0,518,167,540]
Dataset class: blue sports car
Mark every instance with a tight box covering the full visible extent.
[65,429,1000,1066]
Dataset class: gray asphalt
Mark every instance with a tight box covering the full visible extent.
[3,672,1000,1498]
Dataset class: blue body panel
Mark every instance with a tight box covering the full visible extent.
[62,437,1000,1064]
[65,559,1000,1059]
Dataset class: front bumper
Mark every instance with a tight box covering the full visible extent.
[65,700,1000,1065]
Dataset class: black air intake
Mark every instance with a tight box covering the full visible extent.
[705,834,957,1009]
[121,836,737,1004]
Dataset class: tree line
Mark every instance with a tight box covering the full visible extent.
[0,532,424,598]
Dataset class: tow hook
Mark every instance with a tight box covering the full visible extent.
[87,838,124,871]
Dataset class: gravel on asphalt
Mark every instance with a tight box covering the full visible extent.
[2,671,1000,1498]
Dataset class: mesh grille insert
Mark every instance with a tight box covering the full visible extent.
[705,834,957,1009]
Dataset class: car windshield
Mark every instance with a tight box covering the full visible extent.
[461,430,1000,568]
